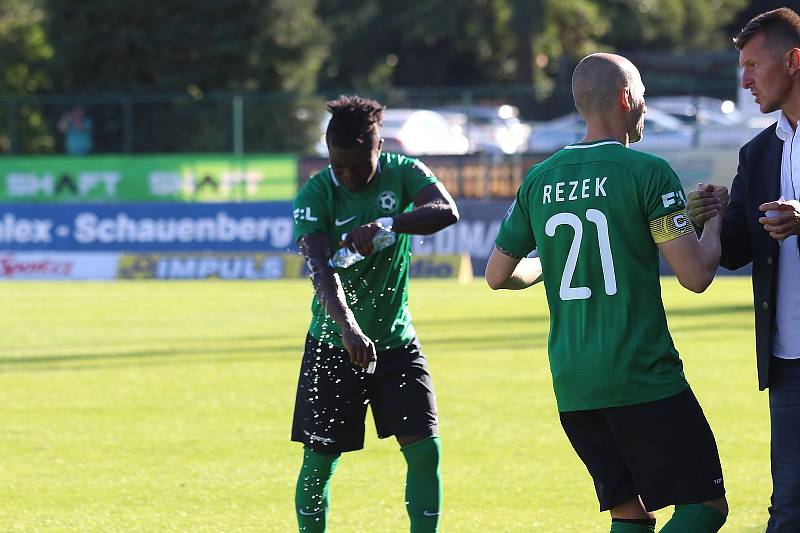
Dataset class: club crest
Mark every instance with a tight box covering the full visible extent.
[377,191,398,213]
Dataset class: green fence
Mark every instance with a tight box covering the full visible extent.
[0,67,740,157]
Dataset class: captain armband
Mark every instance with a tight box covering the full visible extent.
[649,210,694,244]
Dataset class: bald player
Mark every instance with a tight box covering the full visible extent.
[486,53,729,532]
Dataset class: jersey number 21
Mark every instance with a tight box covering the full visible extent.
[545,209,617,301]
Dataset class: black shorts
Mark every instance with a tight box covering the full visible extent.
[559,388,725,512]
[291,335,438,454]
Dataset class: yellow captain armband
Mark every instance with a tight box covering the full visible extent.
[650,210,694,244]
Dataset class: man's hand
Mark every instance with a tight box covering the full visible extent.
[341,324,377,370]
[340,222,381,256]
[759,199,800,240]
[686,183,729,226]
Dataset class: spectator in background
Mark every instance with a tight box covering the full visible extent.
[58,106,93,155]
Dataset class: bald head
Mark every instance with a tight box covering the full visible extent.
[572,53,643,118]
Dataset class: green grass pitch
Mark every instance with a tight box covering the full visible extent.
[0,277,769,532]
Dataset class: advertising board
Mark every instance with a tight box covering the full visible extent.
[0,155,296,202]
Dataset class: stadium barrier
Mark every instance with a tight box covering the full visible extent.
[0,200,747,280]
[0,154,296,202]
[0,149,738,207]
[0,251,473,281]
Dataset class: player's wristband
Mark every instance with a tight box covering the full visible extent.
[375,216,394,232]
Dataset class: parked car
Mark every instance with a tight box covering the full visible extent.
[528,106,762,153]
[380,108,470,155]
[646,96,742,127]
[314,108,470,157]
[435,104,530,154]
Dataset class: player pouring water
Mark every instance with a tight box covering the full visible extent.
[291,95,459,533]
[486,53,729,533]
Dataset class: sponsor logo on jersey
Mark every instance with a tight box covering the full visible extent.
[293,207,318,222]
[377,191,398,213]
[661,190,687,209]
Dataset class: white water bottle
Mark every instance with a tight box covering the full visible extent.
[328,218,396,268]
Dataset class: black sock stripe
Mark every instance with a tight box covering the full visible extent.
[611,517,657,526]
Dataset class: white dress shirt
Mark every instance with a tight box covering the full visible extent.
[771,112,800,358]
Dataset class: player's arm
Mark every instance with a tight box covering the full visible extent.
[394,182,459,234]
[486,245,543,290]
[298,233,375,369]
[343,182,459,255]
[656,213,723,293]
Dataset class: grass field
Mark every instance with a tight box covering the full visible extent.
[0,278,769,532]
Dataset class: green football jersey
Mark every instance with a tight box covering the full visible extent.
[293,152,439,350]
[495,139,695,411]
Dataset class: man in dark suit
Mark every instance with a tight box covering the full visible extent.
[688,8,800,532]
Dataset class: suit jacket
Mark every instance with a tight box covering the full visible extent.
[720,122,798,390]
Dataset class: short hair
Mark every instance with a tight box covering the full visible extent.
[572,53,638,118]
[325,95,384,149]
[734,7,800,51]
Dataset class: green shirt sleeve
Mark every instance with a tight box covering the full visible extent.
[292,177,330,242]
[644,158,688,222]
[494,185,537,258]
[402,157,440,206]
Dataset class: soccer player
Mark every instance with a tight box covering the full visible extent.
[291,95,459,533]
[486,53,729,532]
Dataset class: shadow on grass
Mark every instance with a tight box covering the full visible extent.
[0,341,301,373]
[669,321,755,335]
[665,304,752,318]
[422,332,547,350]
[414,314,549,327]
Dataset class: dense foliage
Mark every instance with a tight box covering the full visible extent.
[0,0,764,153]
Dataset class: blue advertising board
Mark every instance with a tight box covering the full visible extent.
[0,202,296,252]
[0,200,748,277]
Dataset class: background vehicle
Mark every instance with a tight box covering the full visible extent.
[528,105,762,153]
[380,108,471,155]
[436,104,530,154]
[315,108,470,157]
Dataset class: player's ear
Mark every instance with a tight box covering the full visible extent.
[619,86,632,112]
[788,48,800,76]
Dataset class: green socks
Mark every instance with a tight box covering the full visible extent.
[659,504,726,533]
[610,504,724,533]
[610,518,656,532]
[401,436,442,533]
[295,447,340,533]
[296,439,442,533]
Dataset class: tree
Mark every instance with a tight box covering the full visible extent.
[0,0,53,153]
[42,0,331,152]
[317,0,519,91]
